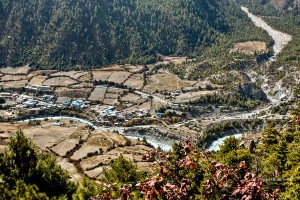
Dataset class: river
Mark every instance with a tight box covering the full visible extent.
[208,134,243,151]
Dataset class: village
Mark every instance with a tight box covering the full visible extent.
[0,58,229,181]
[0,56,224,126]
[0,56,295,183]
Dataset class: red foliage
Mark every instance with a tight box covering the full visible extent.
[90,141,280,199]
[205,161,280,199]
[136,175,190,200]
[138,141,280,199]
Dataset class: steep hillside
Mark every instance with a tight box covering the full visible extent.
[236,0,300,12]
[0,0,270,69]
[266,0,300,11]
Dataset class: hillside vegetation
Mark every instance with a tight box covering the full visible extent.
[0,0,271,69]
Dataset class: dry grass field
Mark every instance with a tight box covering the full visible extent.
[120,93,140,103]
[0,75,28,82]
[0,123,20,153]
[34,70,57,76]
[88,86,107,102]
[57,159,83,182]
[103,98,119,106]
[106,88,126,95]
[0,80,28,89]
[163,56,188,65]
[174,91,217,103]
[124,65,145,73]
[70,131,114,161]
[143,70,195,93]
[91,71,112,82]
[22,125,78,150]
[123,74,144,89]
[50,71,79,77]
[54,87,92,99]
[107,71,132,84]
[0,66,31,75]
[77,72,92,82]
[28,75,47,86]
[98,65,125,71]
[230,41,268,55]
[50,71,89,80]
[43,77,78,86]
[80,144,156,179]
[105,93,119,99]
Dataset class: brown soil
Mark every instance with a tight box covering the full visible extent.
[230,41,268,55]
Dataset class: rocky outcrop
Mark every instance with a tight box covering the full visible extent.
[238,83,268,101]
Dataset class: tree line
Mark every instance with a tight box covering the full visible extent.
[0,0,271,70]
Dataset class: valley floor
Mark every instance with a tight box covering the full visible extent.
[0,7,299,182]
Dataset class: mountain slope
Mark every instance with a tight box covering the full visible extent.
[0,0,269,69]
[236,0,300,12]
[265,0,300,11]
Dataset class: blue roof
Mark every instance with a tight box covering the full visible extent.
[63,101,71,105]
[73,101,83,107]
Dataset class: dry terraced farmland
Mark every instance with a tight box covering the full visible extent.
[0,75,28,82]
[92,71,113,82]
[0,80,28,89]
[124,65,145,73]
[0,66,31,75]
[28,75,47,86]
[143,70,195,93]
[107,71,132,84]
[88,86,107,102]
[50,71,89,79]
[43,77,78,86]
[0,119,158,181]
[54,87,93,99]
[123,74,144,89]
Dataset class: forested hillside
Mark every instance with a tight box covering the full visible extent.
[0,0,270,69]
[245,0,300,11]
[236,0,300,12]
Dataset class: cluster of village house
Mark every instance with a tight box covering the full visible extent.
[0,88,156,123]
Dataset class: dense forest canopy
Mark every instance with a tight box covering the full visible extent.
[0,0,270,70]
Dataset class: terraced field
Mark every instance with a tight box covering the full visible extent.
[0,119,158,181]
